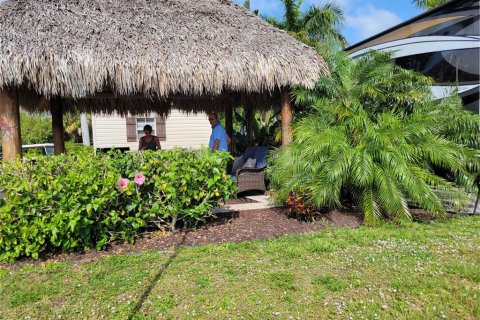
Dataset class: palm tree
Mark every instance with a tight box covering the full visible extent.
[413,0,450,10]
[262,1,348,48]
[267,47,480,225]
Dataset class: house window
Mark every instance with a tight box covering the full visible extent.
[136,118,155,139]
[126,116,166,142]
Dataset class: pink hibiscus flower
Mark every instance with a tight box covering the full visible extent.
[117,178,129,189]
[134,172,145,185]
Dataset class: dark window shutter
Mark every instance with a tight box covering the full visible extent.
[155,115,167,141]
[126,117,137,142]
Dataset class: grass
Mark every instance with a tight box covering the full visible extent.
[1,217,479,319]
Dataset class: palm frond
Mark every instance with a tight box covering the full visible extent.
[362,187,382,226]
[267,48,479,225]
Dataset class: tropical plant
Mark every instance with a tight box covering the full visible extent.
[268,47,480,225]
[262,0,347,48]
[63,112,91,142]
[413,0,450,10]
[286,191,319,221]
[231,108,281,155]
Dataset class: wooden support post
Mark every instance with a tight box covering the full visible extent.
[224,104,233,153]
[50,98,65,155]
[245,106,254,145]
[0,89,22,161]
[281,90,292,146]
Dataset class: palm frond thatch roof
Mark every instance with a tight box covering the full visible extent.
[0,0,328,113]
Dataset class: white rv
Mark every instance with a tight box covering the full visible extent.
[347,0,479,114]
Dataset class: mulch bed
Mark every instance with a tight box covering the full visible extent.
[3,207,363,267]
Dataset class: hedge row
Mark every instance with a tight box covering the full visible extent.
[0,148,236,262]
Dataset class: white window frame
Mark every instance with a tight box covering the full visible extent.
[136,117,156,139]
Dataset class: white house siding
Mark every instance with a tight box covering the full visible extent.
[92,110,211,151]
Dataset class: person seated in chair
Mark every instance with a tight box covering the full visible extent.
[138,124,161,151]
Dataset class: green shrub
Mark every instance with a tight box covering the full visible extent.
[111,148,236,232]
[0,148,236,262]
[65,141,93,155]
[19,112,52,145]
[0,152,119,262]
[268,48,480,225]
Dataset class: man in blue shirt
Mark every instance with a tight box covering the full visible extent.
[208,112,230,152]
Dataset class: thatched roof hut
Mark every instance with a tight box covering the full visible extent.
[0,0,329,159]
[0,0,328,114]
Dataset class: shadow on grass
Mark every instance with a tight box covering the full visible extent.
[127,231,187,320]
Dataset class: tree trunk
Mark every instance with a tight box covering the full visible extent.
[50,98,65,155]
[0,89,22,161]
[245,106,254,145]
[281,90,292,146]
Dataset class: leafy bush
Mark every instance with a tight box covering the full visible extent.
[65,141,93,155]
[286,192,319,221]
[0,152,118,262]
[111,148,236,231]
[18,111,91,145]
[0,148,235,262]
[19,111,52,144]
[268,48,480,225]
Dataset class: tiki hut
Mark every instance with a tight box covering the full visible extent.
[0,0,329,160]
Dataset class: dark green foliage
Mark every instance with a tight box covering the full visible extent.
[232,109,281,156]
[0,148,236,262]
[268,48,480,225]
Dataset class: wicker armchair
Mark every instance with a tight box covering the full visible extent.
[232,146,268,194]
[236,167,267,194]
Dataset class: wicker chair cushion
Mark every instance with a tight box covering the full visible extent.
[244,147,257,160]
[231,156,244,176]
[242,158,257,169]
[253,147,269,169]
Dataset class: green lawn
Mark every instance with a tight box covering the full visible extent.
[1,217,479,319]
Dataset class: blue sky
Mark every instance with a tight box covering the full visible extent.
[233,0,423,45]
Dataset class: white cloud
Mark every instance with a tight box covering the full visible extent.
[302,0,353,9]
[347,4,402,39]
